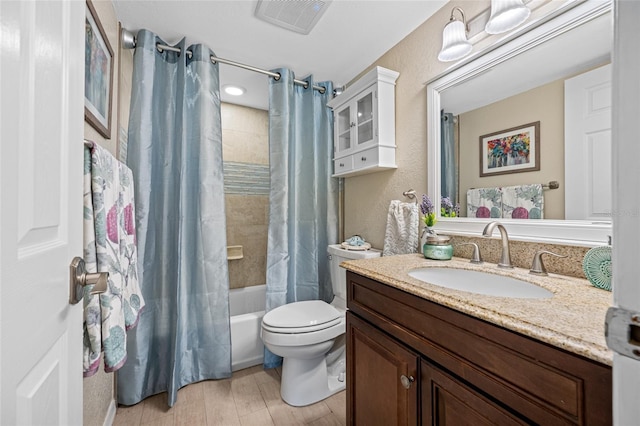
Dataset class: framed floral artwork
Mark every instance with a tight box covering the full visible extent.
[479,121,540,177]
[84,0,113,139]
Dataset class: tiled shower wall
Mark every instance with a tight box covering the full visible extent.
[221,103,269,289]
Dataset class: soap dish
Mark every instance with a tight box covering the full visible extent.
[582,246,612,291]
[341,242,371,251]
[227,245,244,260]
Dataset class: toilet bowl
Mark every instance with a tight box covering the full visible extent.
[260,244,381,406]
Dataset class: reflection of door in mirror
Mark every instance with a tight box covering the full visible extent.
[446,61,611,220]
[428,1,612,245]
[564,64,612,221]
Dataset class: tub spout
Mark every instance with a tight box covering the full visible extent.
[482,221,513,269]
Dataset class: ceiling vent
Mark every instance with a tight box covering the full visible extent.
[255,0,332,35]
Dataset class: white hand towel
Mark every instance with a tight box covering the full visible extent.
[383,200,419,256]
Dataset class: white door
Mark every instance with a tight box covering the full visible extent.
[564,63,612,221]
[611,1,640,423]
[1,1,85,424]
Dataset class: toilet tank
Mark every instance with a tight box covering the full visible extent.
[328,244,381,308]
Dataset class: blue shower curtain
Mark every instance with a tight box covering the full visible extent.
[441,111,458,205]
[117,30,231,407]
[264,69,338,369]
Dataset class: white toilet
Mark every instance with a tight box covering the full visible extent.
[260,243,381,406]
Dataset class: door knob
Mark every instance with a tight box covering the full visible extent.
[69,257,108,305]
[400,374,415,389]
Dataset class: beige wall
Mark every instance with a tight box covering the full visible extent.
[83,0,122,424]
[343,0,490,249]
[225,193,270,289]
[222,103,269,165]
[221,103,269,289]
[342,0,576,249]
[341,0,595,278]
[458,79,565,219]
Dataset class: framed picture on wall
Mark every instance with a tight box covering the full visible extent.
[84,0,113,139]
[479,121,540,177]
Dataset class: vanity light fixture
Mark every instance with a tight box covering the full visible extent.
[223,85,245,96]
[437,7,473,62]
[485,0,531,34]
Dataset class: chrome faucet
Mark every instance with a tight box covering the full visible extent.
[456,242,483,264]
[529,250,567,276]
[482,221,513,269]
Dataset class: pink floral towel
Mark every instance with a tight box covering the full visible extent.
[83,142,145,377]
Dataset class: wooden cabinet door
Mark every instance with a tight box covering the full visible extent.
[347,312,419,425]
[422,360,529,426]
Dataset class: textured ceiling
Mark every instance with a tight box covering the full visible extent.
[113,0,448,110]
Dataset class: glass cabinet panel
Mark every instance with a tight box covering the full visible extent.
[337,106,351,153]
[357,91,374,145]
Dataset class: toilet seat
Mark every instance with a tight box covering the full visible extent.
[262,317,342,334]
[262,300,341,334]
[261,317,345,347]
[261,301,346,347]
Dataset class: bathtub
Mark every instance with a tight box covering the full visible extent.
[229,284,266,371]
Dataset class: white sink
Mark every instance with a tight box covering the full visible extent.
[408,267,553,299]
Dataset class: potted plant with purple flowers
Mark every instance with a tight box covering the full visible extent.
[420,194,437,228]
[420,195,437,250]
[440,197,460,218]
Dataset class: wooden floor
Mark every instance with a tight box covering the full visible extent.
[112,365,346,426]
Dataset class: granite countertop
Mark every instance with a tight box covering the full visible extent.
[341,254,614,366]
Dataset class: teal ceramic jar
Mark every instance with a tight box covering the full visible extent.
[423,235,453,260]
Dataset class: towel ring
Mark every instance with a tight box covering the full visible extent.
[403,189,418,204]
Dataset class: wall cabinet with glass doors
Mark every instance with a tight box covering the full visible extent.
[327,66,399,177]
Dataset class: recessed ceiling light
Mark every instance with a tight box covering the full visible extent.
[223,85,245,96]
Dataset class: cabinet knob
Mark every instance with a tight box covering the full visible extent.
[351,122,356,128]
[400,374,415,389]
[361,156,367,162]
[339,163,344,167]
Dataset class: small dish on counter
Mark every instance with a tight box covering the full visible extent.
[583,246,612,291]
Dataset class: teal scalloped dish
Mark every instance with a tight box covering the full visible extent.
[582,246,612,291]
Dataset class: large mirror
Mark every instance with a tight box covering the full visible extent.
[427,0,612,246]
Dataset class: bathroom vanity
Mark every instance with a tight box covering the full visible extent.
[343,256,612,425]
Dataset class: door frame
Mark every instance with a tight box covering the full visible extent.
[611,0,640,423]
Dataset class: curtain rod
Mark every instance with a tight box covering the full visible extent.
[121,29,326,94]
